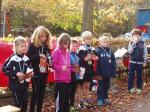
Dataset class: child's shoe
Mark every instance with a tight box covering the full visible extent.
[83,101,89,107]
[136,88,142,94]
[78,99,84,108]
[104,98,110,104]
[97,100,104,106]
[69,106,75,112]
[129,88,135,93]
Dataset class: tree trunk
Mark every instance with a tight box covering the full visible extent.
[0,0,2,36]
[82,0,94,32]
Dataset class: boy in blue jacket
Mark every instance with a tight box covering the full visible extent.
[128,29,148,94]
[96,35,116,106]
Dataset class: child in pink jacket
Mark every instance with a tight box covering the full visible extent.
[52,33,71,112]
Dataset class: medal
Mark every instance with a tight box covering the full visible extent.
[88,60,92,65]
[85,45,93,65]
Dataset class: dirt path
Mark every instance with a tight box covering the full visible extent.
[127,90,150,112]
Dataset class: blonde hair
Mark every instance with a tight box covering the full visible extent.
[81,31,93,41]
[31,26,51,48]
[13,36,26,52]
[99,35,110,43]
[58,33,71,49]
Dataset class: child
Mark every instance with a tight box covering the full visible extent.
[69,39,80,111]
[96,35,116,106]
[128,29,148,94]
[27,26,51,112]
[77,31,95,107]
[52,33,71,112]
[2,36,33,112]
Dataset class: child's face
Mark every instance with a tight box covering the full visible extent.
[62,43,69,49]
[84,38,91,45]
[133,34,141,41]
[39,32,47,43]
[100,39,109,47]
[77,40,82,47]
[16,42,27,55]
[70,43,78,52]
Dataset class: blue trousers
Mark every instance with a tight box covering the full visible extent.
[128,63,143,90]
[97,77,110,100]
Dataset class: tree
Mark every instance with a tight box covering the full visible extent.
[143,0,150,8]
[93,0,143,37]
[2,0,143,37]
[82,0,94,32]
[2,0,83,36]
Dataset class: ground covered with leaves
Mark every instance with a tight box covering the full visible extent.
[42,75,150,112]
[1,75,150,112]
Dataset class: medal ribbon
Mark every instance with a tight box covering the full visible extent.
[101,47,111,59]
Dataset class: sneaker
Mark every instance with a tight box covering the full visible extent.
[136,89,142,94]
[104,98,110,104]
[83,101,89,107]
[77,103,81,109]
[97,100,104,106]
[79,100,84,108]
[129,88,135,93]
[69,106,75,112]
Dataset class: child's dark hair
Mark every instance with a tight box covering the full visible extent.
[71,39,78,44]
[58,33,71,48]
[131,28,142,36]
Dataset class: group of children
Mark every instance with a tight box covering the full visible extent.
[2,26,148,112]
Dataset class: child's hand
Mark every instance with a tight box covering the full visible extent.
[96,56,99,60]
[26,71,34,78]
[84,56,89,61]
[39,54,47,60]
[84,54,91,61]
[75,66,80,73]
[62,65,67,71]
[17,72,25,80]
[132,36,140,44]
[92,55,99,60]
[143,63,147,67]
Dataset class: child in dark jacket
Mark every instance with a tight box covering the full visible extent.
[96,35,116,106]
[27,26,51,112]
[77,31,95,107]
[128,29,148,94]
[3,36,33,112]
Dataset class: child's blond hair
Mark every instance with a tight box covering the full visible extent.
[31,26,51,48]
[81,31,93,41]
[13,36,26,52]
[99,35,110,43]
